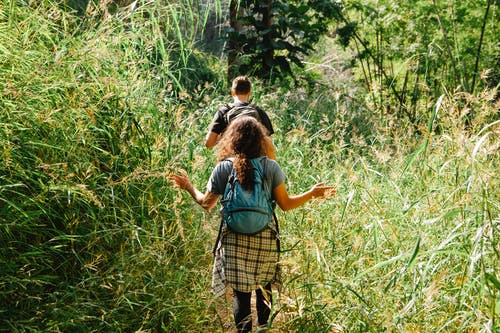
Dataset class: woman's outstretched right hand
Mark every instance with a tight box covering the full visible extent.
[168,170,191,191]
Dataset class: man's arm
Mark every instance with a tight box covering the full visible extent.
[205,107,228,148]
[205,131,220,148]
[263,135,277,160]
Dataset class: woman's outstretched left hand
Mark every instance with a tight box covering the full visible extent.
[310,183,336,199]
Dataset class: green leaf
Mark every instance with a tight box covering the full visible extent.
[486,272,500,291]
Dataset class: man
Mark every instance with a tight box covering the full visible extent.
[205,76,276,159]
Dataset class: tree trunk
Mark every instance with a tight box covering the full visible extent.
[261,0,273,76]
[471,0,493,94]
[227,0,243,84]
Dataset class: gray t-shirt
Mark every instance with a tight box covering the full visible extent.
[207,157,286,196]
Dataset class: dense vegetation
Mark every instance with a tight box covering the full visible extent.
[1,1,498,332]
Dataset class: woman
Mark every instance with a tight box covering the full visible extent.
[169,117,335,332]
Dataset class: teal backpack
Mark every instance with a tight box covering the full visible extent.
[221,157,274,234]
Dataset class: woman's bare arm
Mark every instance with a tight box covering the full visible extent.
[168,172,220,211]
[272,182,335,211]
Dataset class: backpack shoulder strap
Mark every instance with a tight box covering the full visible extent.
[213,158,234,254]
[224,158,236,183]
[266,158,281,251]
[258,157,281,251]
[254,156,269,185]
[249,103,263,116]
[219,104,233,123]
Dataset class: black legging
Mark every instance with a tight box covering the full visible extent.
[233,283,272,332]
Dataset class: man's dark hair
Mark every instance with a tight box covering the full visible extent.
[232,76,251,95]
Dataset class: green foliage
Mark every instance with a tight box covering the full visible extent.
[0,1,222,331]
[334,0,499,124]
[1,0,498,332]
[225,0,342,82]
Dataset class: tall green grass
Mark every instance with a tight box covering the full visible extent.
[1,1,498,332]
[267,88,499,332]
[0,1,222,331]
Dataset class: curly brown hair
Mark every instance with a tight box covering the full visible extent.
[217,117,267,191]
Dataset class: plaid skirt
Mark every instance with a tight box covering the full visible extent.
[212,227,279,297]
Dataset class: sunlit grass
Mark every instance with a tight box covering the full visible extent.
[1,1,498,332]
[270,91,498,332]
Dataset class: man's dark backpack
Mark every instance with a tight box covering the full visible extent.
[220,157,274,234]
[223,103,262,125]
